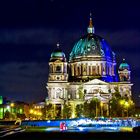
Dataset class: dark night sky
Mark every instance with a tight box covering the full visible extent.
[0,0,140,106]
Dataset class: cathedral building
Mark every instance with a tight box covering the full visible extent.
[46,14,132,118]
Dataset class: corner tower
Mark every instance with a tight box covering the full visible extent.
[48,43,68,82]
[46,43,69,118]
[118,59,131,82]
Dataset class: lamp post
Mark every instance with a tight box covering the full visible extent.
[124,101,129,117]
[100,102,103,117]
[10,103,14,120]
[120,100,125,117]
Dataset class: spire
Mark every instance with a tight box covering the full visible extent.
[87,12,95,34]
[89,13,93,27]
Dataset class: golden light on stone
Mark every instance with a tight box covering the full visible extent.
[10,103,14,107]
[29,109,33,114]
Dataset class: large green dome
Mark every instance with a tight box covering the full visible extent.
[69,33,114,61]
[69,13,115,62]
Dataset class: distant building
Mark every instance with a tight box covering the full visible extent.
[46,14,133,118]
[29,101,45,120]
[0,97,29,120]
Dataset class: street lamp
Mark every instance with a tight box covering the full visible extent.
[10,103,14,107]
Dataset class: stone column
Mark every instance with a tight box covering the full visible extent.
[99,64,102,75]
[106,104,109,117]
[79,64,81,76]
[72,64,74,76]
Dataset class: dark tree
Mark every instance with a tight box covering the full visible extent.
[75,104,84,118]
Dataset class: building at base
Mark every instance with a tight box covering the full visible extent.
[46,14,133,118]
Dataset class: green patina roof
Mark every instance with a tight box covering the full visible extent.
[119,62,130,70]
[50,48,66,62]
[51,51,65,58]
[119,59,130,70]
[69,33,114,61]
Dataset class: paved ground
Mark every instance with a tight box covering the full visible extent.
[0,125,25,138]
[1,131,140,140]
[0,125,140,140]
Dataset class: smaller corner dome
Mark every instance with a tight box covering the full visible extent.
[51,48,66,58]
[119,59,130,70]
[50,44,66,62]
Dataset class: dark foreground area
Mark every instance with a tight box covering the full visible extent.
[1,132,140,140]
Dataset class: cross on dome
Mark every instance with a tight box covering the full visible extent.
[56,42,60,48]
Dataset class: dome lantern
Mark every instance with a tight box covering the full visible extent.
[87,13,95,34]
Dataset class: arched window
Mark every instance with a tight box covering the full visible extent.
[56,65,61,73]
[77,66,80,76]
[56,88,62,99]
[92,66,96,75]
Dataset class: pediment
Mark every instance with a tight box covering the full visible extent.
[84,79,109,85]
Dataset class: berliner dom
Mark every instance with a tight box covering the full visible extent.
[46,14,133,118]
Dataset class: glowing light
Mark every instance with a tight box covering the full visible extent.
[37,112,42,116]
[120,100,125,105]
[71,113,75,118]
[100,102,103,107]
[124,102,129,107]
[34,111,37,115]
[56,43,60,47]
[78,127,84,131]
[10,103,14,107]
[29,109,33,114]
[6,106,10,110]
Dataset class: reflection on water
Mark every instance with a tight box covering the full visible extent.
[68,118,137,128]
[46,118,137,132]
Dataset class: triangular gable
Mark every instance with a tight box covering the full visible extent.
[84,79,109,85]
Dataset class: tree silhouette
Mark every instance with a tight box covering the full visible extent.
[75,104,84,118]
[63,103,72,119]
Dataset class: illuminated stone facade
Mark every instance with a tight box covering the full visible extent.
[46,15,132,118]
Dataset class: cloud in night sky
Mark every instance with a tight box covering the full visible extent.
[0,29,60,45]
[0,62,48,102]
[0,28,139,48]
